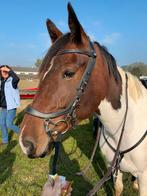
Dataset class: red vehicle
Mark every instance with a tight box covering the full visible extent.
[20,88,38,99]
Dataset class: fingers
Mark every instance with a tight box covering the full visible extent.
[41,176,62,196]
[61,181,73,195]
[42,176,72,196]
[0,66,10,72]
[53,176,62,190]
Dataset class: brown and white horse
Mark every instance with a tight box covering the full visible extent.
[19,3,147,195]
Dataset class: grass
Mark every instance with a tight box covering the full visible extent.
[0,112,138,196]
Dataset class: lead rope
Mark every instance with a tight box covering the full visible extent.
[76,126,102,176]
[87,73,128,196]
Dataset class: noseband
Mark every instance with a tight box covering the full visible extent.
[26,40,96,138]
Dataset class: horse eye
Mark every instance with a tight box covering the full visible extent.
[63,70,75,79]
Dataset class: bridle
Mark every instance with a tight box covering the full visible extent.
[25,38,147,195]
[26,40,97,139]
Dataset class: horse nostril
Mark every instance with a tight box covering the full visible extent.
[23,139,35,156]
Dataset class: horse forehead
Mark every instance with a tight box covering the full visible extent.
[55,53,86,65]
[42,58,55,80]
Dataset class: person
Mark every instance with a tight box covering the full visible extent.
[0,65,20,145]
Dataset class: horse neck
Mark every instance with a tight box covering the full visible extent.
[97,67,128,136]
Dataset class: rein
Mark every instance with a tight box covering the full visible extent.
[25,39,144,195]
[26,40,96,138]
[88,73,147,195]
[102,125,147,157]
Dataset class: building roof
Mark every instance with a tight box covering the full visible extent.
[10,66,38,72]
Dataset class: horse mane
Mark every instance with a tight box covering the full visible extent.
[39,33,71,78]
[95,42,120,82]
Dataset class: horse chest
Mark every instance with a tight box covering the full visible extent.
[98,94,147,175]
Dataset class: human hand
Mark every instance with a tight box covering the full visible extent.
[0,66,10,72]
[61,181,72,196]
[41,176,72,196]
[41,176,62,196]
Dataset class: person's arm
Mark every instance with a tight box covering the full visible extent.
[9,70,20,89]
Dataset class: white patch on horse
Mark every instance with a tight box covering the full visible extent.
[42,58,54,80]
[97,67,147,190]
[19,125,28,155]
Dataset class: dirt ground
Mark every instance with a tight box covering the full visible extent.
[17,79,39,113]
[18,79,39,89]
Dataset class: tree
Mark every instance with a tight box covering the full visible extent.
[131,66,142,77]
[122,62,147,78]
[35,59,42,67]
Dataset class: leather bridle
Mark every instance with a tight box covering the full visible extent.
[24,38,147,195]
[26,40,97,139]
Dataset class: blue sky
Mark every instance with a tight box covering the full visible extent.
[0,0,147,66]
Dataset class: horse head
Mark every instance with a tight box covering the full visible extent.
[19,3,121,158]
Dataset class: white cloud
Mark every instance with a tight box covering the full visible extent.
[101,32,121,45]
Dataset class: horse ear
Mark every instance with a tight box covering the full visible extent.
[67,2,88,44]
[46,19,63,43]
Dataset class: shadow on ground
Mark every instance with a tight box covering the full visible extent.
[0,140,17,184]
[49,119,138,196]
[49,119,114,196]
[49,143,94,196]
[0,109,23,185]
[69,120,114,196]
[15,110,138,196]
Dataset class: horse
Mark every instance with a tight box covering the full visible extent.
[19,3,147,196]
